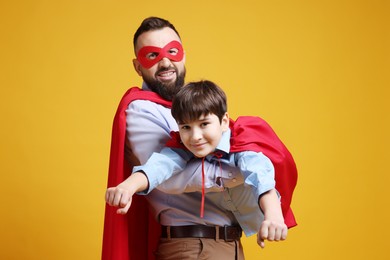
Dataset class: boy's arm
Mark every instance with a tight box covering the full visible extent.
[105,172,148,215]
[257,189,288,248]
[106,147,191,214]
[132,148,190,194]
[127,101,242,193]
[235,151,287,248]
[235,151,276,201]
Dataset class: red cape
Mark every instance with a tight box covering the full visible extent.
[166,117,298,228]
[102,87,171,260]
[229,116,298,228]
[102,87,298,259]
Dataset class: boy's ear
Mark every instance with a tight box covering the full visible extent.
[222,112,230,131]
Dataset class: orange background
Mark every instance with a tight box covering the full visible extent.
[0,0,389,259]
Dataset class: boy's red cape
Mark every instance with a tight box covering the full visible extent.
[102,87,298,260]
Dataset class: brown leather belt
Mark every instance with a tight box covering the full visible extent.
[161,225,242,241]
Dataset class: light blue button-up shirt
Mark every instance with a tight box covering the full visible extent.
[131,114,276,236]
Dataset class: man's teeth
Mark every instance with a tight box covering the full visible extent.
[160,71,173,76]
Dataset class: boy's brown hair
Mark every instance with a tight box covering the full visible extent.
[171,80,227,124]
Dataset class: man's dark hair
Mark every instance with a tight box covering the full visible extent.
[133,17,181,48]
[171,80,227,124]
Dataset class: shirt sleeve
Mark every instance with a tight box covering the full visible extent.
[235,151,276,199]
[133,147,191,194]
[125,99,242,194]
[126,100,177,164]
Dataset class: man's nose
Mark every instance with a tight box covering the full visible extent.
[158,57,172,68]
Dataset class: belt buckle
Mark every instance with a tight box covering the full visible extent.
[223,225,234,242]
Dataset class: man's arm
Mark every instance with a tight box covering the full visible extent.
[126,100,176,164]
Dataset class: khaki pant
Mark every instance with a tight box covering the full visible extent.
[154,238,245,260]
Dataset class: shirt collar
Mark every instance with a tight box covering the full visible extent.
[214,128,231,155]
[142,82,151,91]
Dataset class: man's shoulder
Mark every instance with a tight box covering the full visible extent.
[233,116,269,126]
[229,116,272,136]
[229,115,281,153]
[118,86,172,110]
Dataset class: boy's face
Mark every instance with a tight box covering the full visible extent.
[178,113,229,158]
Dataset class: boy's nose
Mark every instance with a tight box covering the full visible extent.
[191,128,202,141]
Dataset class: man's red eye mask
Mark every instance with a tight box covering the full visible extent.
[136,40,184,69]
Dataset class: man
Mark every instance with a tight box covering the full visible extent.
[102,17,297,260]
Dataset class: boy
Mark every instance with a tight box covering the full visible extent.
[106,80,292,249]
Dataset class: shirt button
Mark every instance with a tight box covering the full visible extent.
[228,172,233,177]
[232,178,237,182]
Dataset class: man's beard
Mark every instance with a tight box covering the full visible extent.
[143,66,186,101]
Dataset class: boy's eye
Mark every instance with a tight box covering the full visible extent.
[201,122,209,127]
[181,125,190,130]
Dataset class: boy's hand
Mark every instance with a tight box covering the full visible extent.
[257,219,288,248]
[105,171,149,215]
[257,189,288,248]
[105,185,134,215]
